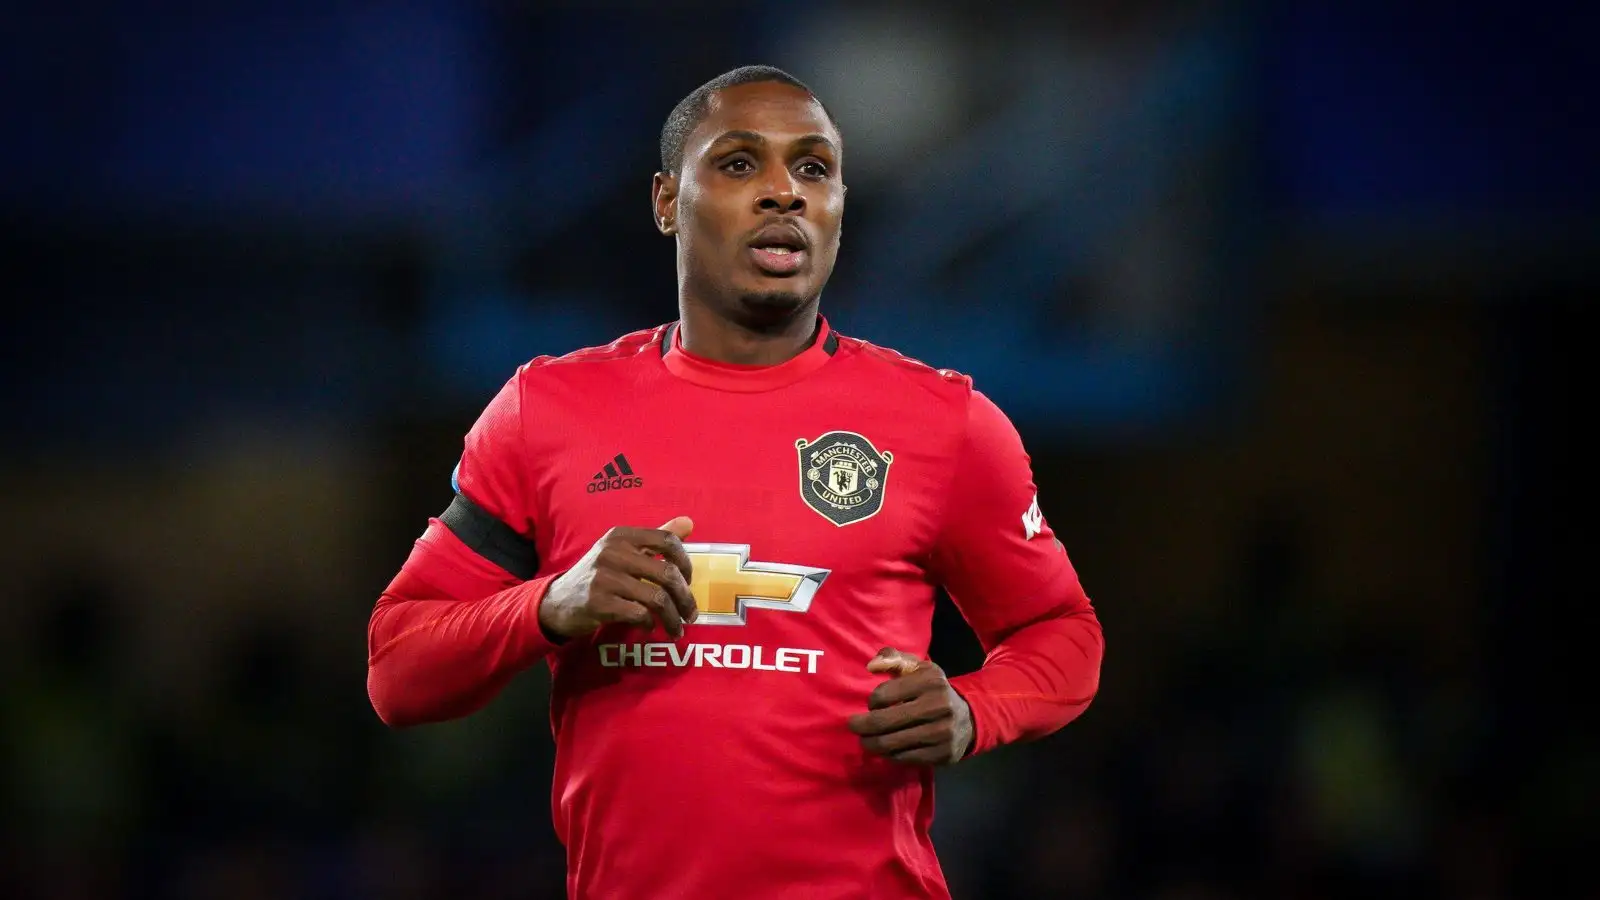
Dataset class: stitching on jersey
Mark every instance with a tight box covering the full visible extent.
[973,690,1099,705]
[535,328,667,367]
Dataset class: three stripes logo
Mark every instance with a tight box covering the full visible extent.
[588,453,643,494]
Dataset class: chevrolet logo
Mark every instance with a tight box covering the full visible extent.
[684,543,830,626]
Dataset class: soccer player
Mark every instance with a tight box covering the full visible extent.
[366,65,1104,899]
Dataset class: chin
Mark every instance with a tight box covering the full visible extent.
[732,289,810,329]
[739,289,806,311]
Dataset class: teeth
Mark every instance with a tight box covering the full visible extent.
[760,247,796,254]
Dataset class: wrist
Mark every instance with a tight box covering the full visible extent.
[947,682,979,760]
[533,576,571,644]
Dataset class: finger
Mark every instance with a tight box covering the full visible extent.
[885,744,952,766]
[858,720,950,758]
[611,549,697,628]
[657,559,697,626]
[591,595,654,630]
[866,647,922,676]
[847,693,952,737]
[606,525,672,548]
[613,523,696,590]
[658,516,694,539]
[621,571,685,638]
[609,520,694,553]
[605,568,685,637]
[867,667,942,710]
[651,533,696,610]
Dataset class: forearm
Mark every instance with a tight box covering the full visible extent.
[948,605,1103,757]
[366,569,560,728]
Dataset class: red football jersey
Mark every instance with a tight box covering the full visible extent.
[368,317,1103,899]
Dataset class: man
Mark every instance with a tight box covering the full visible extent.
[367,65,1104,899]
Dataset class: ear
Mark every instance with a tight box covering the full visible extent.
[651,172,678,236]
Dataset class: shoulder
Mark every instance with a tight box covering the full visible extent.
[475,325,668,435]
[523,324,668,373]
[833,333,1029,449]
[509,324,669,391]
[834,333,975,406]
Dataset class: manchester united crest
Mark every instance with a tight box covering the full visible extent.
[795,431,894,527]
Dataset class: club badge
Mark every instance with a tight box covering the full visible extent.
[795,431,893,527]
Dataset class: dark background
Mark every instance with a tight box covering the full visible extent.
[1,2,1590,897]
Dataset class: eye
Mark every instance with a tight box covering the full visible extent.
[719,156,754,175]
[796,160,830,179]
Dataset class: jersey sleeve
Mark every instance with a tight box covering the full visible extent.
[929,389,1104,757]
[451,371,540,552]
[366,369,562,728]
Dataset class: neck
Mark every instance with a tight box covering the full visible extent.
[676,295,822,366]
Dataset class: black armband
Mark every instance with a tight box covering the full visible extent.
[439,493,539,580]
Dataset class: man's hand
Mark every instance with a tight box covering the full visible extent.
[539,517,698,640]
[847,648,974,766]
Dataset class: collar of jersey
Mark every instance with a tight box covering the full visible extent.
[660,315,837,392]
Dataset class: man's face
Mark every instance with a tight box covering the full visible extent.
[654,81,845,329]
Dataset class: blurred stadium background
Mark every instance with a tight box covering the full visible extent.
[0,1,1590,897]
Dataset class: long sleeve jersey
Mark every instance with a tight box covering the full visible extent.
[368,317,1104,900]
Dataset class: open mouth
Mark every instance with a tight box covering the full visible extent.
[749,243,807,275]
[747,224,809,276]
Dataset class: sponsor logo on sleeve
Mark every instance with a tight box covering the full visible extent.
[1022,492,1045,540]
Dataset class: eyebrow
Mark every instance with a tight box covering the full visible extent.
[708,130,837,154]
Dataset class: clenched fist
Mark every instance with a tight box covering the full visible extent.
[539,517,698,640]
[848,648,974,766]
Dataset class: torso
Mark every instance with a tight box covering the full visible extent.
[516,325,969,899]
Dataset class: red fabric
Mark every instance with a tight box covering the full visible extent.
[933,391,1103,756]
[366,319,1104,900]
[366,525,560,728]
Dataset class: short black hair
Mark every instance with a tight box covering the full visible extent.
[658,65,836,174]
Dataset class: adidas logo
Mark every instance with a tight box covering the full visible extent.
[588,453,643,493]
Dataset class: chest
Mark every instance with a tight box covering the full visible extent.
[529,396,954,583]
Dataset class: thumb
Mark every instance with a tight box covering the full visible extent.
[866,647,922,676]
[659,515,695,539]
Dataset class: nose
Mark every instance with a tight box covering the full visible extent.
[755,177,806,216]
